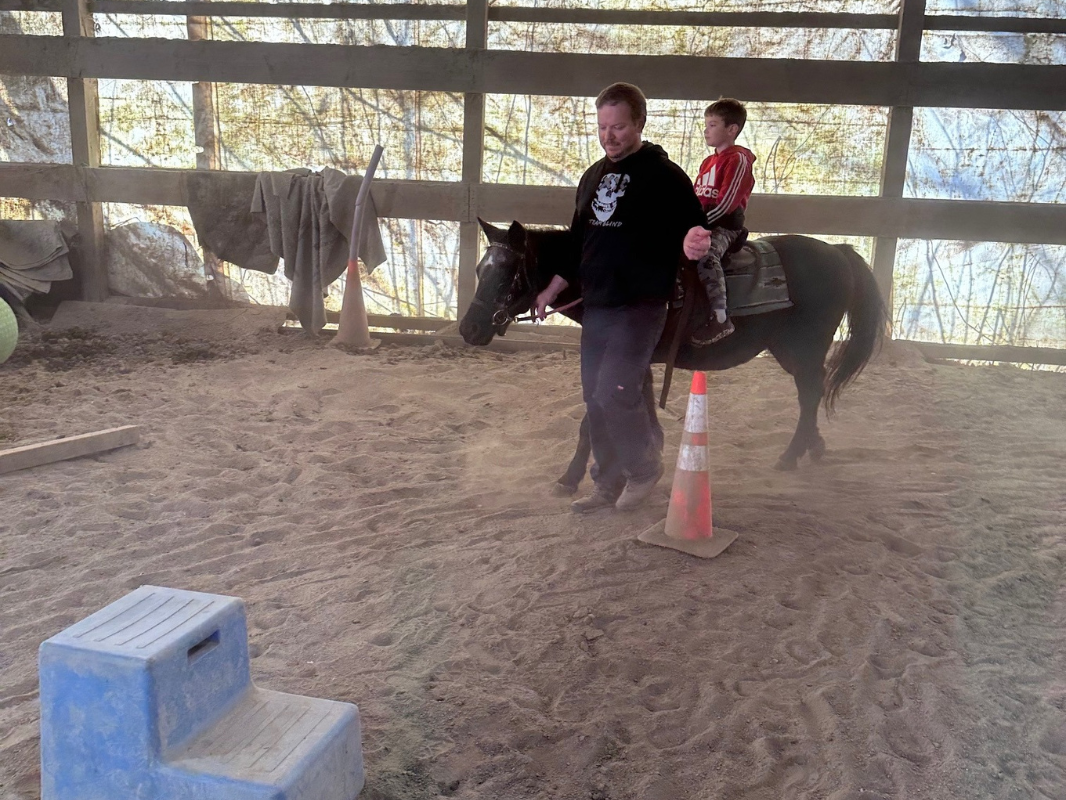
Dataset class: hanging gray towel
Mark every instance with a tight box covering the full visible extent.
[319,166,388,277]
[251,168,387,333]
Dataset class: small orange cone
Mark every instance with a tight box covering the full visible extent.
[638,371,738,558]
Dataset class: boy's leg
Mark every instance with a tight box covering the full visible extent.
[691,228,741,345]
[695,235,729,313]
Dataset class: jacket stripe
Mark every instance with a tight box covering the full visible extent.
[705,152,751,226]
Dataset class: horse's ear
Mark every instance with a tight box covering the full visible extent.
[506,220,526,247]
[477,217,498,239]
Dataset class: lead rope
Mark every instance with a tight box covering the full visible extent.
[510,296,583,324]
[660,268,700,409]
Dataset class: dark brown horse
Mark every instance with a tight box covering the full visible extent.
[459,219,887,493]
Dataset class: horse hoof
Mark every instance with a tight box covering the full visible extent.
[810,442,826,462]
[550,482,578,497]
[774,457,798,472]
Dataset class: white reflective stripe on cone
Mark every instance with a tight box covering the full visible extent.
[677,443,708,473]
[684,394,708,434]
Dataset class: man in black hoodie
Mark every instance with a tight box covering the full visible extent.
[534,82,705,513]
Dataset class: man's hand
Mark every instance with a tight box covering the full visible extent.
[533,275,570,321]
[684,226,712,261]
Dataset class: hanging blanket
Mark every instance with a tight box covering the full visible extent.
[185,168,386,332]
[184,171,278,275]
[0,220,73,300]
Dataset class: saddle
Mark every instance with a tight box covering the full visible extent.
[657,233,793,407]
[721,235,793,317]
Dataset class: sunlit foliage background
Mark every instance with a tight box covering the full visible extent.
[1,1,1064,347]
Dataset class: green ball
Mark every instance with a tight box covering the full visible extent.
[0,297,18,364]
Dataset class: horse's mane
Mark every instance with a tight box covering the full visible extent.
[522,226,583,322]
[524,227,575,281]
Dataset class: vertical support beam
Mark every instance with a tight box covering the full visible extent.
[63,0,108,301]
[872,106,912,306]
[896,0,927,65]
[187,8,223,288]
[457,0,488,319]
[872,0,926,321]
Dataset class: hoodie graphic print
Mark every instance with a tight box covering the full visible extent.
[559,142,704,307]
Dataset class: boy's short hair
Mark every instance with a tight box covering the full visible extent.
[705,98,747,133]
[596,82,647,127]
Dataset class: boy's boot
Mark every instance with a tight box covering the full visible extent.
[691,309,734,346]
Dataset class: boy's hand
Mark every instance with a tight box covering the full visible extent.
[684,226,712,260]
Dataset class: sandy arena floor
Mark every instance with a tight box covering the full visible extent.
[1,306,1065,800]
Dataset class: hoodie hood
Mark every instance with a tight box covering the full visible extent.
[611,141,670,166]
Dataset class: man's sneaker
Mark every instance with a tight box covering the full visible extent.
[615,463,665,511]
[691,316,735,347]
[571,486,620,514]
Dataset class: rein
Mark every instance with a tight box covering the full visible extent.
[510,297,583,324]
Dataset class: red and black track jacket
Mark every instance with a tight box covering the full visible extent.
[693,145,756,231]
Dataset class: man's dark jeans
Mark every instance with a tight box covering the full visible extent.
[580,302,668,494]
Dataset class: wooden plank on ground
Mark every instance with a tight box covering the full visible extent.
[0,425,141,475]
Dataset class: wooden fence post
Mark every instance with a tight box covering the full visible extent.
[872,0,927,319]
[457,0,489,319]
[62,0,108,301]
[187,4,223,287]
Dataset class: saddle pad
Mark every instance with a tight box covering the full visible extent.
[724,239,793,317]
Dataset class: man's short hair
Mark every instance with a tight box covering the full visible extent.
[705,98,747,133]
[596,82,647,126]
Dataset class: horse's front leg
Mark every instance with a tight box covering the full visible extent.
[552,412,591,496]
[551,368,658,495]
[643,368,664,454]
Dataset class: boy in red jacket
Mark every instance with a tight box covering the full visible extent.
[685,98,756,345]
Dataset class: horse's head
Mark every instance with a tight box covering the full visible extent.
[459,218,534,346]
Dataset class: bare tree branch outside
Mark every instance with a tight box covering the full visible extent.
[0,1,1063,348]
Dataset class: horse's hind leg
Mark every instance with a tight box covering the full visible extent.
[776,362,825,470]
[770,340,829,471]
[553,412,591,496]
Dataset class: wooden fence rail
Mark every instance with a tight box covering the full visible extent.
[3,164,1065,247]
[7,1,1066,34]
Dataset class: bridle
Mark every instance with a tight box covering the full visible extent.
[469,240,582,332]
[467,241,534,331]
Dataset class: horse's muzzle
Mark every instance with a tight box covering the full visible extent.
[458,314,495,346]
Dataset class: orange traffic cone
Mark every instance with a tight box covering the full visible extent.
[638,371,738,558]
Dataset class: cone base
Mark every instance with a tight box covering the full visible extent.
[638,519,738,559]
[331,338,381,353]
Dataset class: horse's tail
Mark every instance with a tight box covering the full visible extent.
[824,244,888,412]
